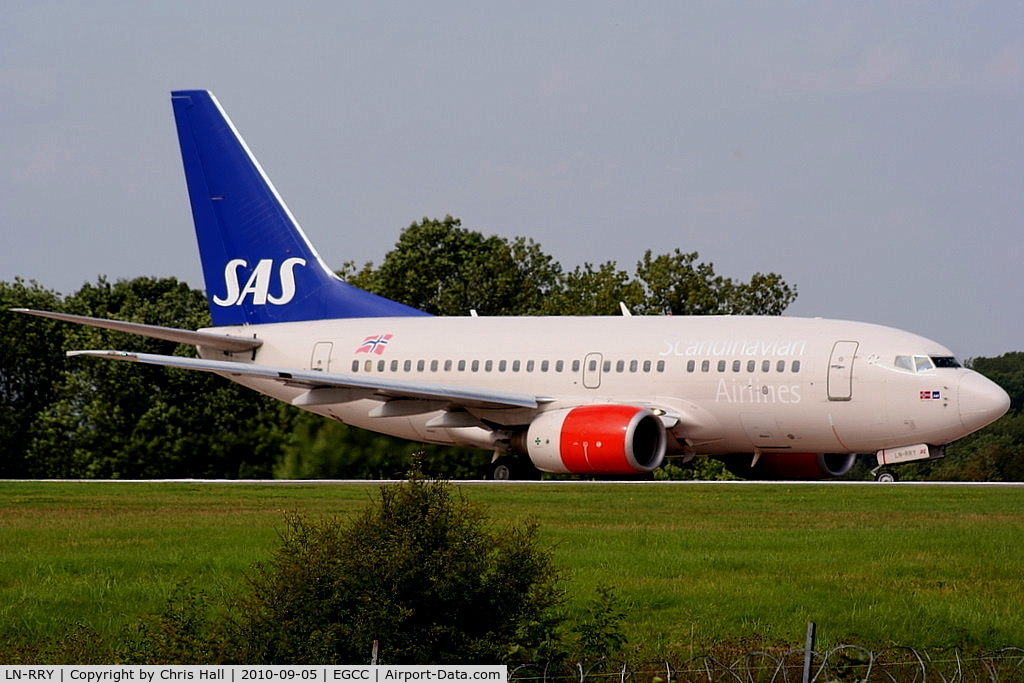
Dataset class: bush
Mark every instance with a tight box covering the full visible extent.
[136,472,566,664]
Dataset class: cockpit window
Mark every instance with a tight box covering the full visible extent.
[894,355,960,373]
[894,356,914,372]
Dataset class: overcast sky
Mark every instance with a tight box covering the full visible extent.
[3,2,1022,358]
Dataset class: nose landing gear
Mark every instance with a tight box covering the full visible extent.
[871,443,944,483]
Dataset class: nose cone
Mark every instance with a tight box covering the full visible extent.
[958,372,1011,433]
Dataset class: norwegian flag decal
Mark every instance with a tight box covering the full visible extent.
[920,390,941,400]
[356,334,393,355]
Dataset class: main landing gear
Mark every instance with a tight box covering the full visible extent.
[487,454,541,481]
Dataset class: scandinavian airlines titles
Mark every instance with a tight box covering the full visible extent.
[660,336,808,358]
[658,336,807,405]
[716,377,802,404]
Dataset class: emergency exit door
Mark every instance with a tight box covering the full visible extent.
[828,340,858,401]
[582,353,603,389]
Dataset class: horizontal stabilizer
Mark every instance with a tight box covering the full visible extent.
[12,309,262,353]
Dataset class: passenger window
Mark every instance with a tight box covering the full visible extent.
[616,360,625,373]
[630,360,639,373]
[603,361,611,372]
[718,360,726,372]
[762,360,771,373]
[776,360,785,373]
[484,360,493,372]
[390,360,399,372]
[499,360,508,372]
[378,360,385,372]
[732,360,741,372]
[526,360,534,372]
[541,360,549,372]
[747,360,756,373]
[512,360,520,372]
[559,361,567,372]
[365,360,373,372]
[686,360,695,373]
[656,360,665,372]
[404,360,412,372]
[444,360,453,372]
[431,360,439,372]
[701,360,710,372]
[351,360,359,372]
[457,360,466,371]
[644,360,653,372]
[792,361,801,373]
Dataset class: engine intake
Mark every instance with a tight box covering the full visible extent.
[515,405,667,475]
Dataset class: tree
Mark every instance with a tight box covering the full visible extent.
[540,261,645,316]
[362,216,561,316]
[634,249,797,315]
[0,279,66,477]
[356,220,799,318]
[24,277,293,478]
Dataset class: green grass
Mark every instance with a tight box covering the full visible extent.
[2,481,1023,655]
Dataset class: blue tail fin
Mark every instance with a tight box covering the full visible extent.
[170,90,428,325]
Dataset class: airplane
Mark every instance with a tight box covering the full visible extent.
[15,90,1011,481]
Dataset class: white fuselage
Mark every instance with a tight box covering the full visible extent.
[198,314,1001,458]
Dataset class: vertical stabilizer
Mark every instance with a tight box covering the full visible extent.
[171,90,427,325]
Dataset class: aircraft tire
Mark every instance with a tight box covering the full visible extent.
[488,455,541,481]
[875,469,899,483]
[490,456,516,480]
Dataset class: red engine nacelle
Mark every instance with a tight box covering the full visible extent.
[718,452,857,480]
[518,405,667,475]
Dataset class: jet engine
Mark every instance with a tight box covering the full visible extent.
[718,452,857,480]
[513,405,667,475]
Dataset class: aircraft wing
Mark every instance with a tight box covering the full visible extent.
[68,350,542,411]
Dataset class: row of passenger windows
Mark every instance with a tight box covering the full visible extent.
[686,359,802,374]
[350,358,668,374]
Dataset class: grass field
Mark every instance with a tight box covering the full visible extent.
[1,480,1023,656]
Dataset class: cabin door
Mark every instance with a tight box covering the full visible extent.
[311,342,333,372]
[827,340,858,401]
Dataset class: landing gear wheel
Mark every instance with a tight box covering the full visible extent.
[487,455,541,481]
[490,456,517,480]
[875,469,899,483]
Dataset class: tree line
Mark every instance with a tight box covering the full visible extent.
[2,216,1020,480]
